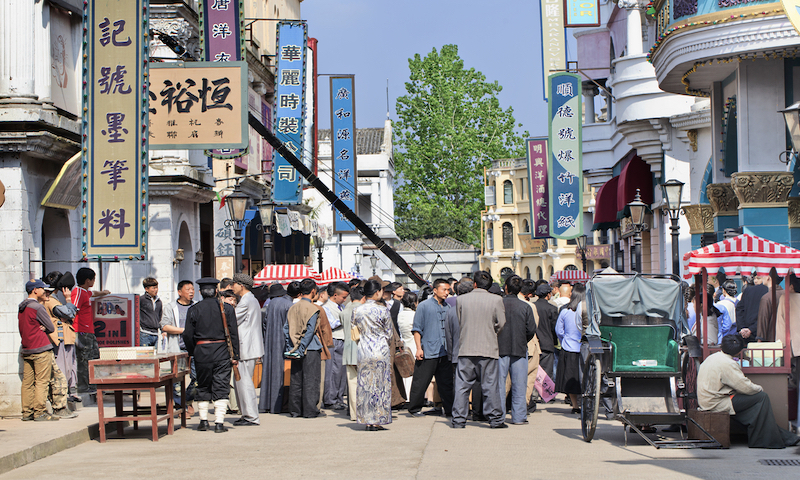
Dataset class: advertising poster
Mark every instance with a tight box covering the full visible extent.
[92,294,139,347]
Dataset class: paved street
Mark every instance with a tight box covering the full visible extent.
[3,398,799,479]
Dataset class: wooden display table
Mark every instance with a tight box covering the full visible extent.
[89,352,189,442]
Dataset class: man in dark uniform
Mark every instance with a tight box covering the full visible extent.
[183,278,239,433]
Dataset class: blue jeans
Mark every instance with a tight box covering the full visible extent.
[140,332,158,347]
[498,355,528,424]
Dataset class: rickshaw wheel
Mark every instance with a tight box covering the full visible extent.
[581,357,602,442]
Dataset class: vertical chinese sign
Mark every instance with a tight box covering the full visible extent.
[199,0,247,160]
[330,76,358,233]
[540,0,567,100]
[526,138,549,238]
[272,22,308,205]
[82,0,148,259]
[563,0,600,27]
[548,73,582,240]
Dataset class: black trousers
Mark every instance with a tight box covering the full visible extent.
[407,356,454,415]
[194,343,232,402]
[289,349,321,418]
[732,391,800,448]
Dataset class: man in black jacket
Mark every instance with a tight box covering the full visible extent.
[736,274,768,343]
[498,276,537,424]
[139,277,162,347]
[534,284,558,384]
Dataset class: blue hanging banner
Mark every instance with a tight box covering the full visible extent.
[330,75,358,233]
[548,72,583,239]
[272,22,307,205]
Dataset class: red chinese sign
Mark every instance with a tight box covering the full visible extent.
[527,138,550,238]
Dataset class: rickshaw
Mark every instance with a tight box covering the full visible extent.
[579,272,721,448]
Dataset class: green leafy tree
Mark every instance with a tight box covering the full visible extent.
[394,44,527,245]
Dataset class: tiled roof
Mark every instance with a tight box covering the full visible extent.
[318,128,385,155]
[395,236,477,252]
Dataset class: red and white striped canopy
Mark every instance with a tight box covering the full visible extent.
[317,267,354,287]
[253,264,321,286]
[551,269,590,282]
[682,233,800,279]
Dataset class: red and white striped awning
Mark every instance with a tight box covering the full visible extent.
[551,269,590,282]
[253,264,321,286]
[317,267,354,286]
[682,233,800,279]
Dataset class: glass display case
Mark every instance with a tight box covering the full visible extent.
[90,353,188,384]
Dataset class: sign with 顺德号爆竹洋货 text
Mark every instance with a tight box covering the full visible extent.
[548,72,583,240]
[331,75,358,233]
[82,0,148,259]
[148,62,248,150]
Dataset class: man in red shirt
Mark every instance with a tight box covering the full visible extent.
[71,268,109,395]
[19,279,59,421]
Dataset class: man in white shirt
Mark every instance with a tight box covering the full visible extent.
[231,273,264,426]
[697,335,799,448]
[322,282,349,410]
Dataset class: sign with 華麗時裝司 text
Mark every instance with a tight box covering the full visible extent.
[548,73,583,240]
[331,76,358,233]
[148,62,248,150]
[272,22,308,205]
[82,0,148,259]
[199,0,248,160]
[527,138,550,238]
[540,0,566,101]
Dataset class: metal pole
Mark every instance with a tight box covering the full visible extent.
[581,251,587,273]
[634,229,642,273]
[233,223,243,274]
[317,246,323,273]
[263,226,273,267]
[670,216,680,277]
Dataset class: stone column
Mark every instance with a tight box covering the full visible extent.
[626,2,643,56]
[582,82,598,124]
[706,183,740,241]
[0,0,37,100]
[34,1,52,104]
[731,172,793,244]
[682,204,714,250]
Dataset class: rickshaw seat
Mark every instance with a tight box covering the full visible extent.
[599,325,679,373]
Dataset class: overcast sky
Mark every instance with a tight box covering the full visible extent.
[303,0,576,139]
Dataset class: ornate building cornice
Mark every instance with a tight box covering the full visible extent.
[682,204,714,234]
[731,171,794,207]
[788,197,800,228]
[706,182,739,216]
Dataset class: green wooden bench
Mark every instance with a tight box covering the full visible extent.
[599,325,679,373]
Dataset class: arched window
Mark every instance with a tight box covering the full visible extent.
[537,266,543,280]
[502,222,514,250]
[550,266,555,277]
[500,267,514,283]
[564,264,578,271]
[486,224,494,251]
[503,180,513,204]
[522,218,530,233]
[524,266,531,279]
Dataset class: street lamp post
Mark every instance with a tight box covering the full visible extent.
[660,179,685,277]
[369,252,378,276]
[576,234,588,273]
[510,252,520,273]
[353,247,363,275]
[314,233,325,273]
[257,189,275,268]
[627,188,647,274]
[224,182,250,274]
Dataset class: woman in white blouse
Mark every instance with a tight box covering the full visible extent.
[396,291,418,396]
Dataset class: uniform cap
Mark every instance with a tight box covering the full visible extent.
[196,277,220,286]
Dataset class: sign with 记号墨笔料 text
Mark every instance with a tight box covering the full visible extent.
[148,62,247,150]
[331,75,358,233]
[548,72,583,240]
[82,0,148,259]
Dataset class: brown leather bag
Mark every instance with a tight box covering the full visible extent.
[394,346,415,378]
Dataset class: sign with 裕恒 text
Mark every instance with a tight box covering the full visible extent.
[82,0,148,259]
[199,0,248,160]
[548,73,582,239]
[564,0,600,27]
[331,76,358,233]
[540,0,567,101]
[527,138,550,238]
[148,62,247,150]
[272,22,308,205]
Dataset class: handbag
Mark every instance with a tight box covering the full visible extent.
[394,346,415,378]
[350,325,360,342]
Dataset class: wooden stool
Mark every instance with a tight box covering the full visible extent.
[688,409,730,448]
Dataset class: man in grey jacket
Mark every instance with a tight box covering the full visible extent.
[451,271,506,429]
[160,280,196,414]
[231,273,264,426]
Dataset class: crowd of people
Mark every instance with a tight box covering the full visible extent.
[16,266,798,448]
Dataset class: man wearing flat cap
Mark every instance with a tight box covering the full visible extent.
[259,283,293,414]
[231,273,262,426]
[183,278,239,433]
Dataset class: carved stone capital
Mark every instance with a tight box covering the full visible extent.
[731,172,794,207]
[681,204,714,234]
[706,182,739,216]
[789,198,800,229]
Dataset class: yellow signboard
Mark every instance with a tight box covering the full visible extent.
[83,0,148,258]
[148,62,248,150]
